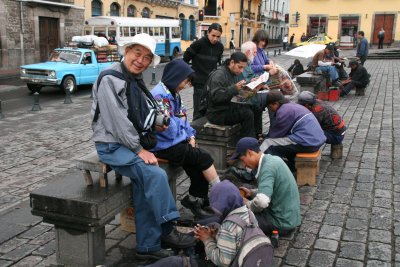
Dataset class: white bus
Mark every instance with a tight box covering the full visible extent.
[83,16,181,58]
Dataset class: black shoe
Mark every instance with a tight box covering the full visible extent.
[226,166,255,182]
[136,248,175,260]
[181,195,215,219]
[161,228,196,249]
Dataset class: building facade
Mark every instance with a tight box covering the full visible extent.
[197,0,264,49]
[260,0,289,45]
[0,0,84,71]
[289,0,399,47]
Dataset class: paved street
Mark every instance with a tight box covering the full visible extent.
[0,48,400,266]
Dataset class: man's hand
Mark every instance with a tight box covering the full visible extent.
[239,186,252,198]
[235,80,246,91]
[137,149,158,165]
[194,225,213,242]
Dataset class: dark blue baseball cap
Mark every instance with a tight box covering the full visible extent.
[231,137,261,160]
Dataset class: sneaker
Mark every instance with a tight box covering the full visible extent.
[181,195,215,219]
[136,248,175,260]
[161,228,197,249]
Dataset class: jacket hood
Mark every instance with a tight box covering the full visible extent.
[209,180,243,220]
[161,59,194,92]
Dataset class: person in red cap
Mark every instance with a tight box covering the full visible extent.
[232,137,301,236]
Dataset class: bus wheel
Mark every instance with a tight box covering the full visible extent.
[172,48,179,59]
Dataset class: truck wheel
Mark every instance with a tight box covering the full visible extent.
[27,83,42,93]
[61,76,77,94]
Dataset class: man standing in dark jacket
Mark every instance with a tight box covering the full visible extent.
[183,23,224,120]
[340,60,370,96]
[205,52,256,138]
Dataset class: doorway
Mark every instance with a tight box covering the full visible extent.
[373,14,394,45]
[39,17,59,62]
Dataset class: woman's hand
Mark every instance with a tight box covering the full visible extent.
[189,137,196,148]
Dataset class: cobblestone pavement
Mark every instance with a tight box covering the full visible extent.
[0,48,399,267]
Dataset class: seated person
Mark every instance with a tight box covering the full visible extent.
[145,180,272,267]
[297,91,346,144]
[151,59,220,219]
[311,44,339,85]
[266,64,298,97]
[205,52,256,138]
[260,91,326,172]
[251,29,274,75]
[340,60,370,97]
[232,137,301,236]
[287,59,304,78]
[233,41,268,137]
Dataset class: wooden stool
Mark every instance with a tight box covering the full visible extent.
[76,151,122,188]
[355,87,365,96]
[295,150,321,186]
[330,144,343,159]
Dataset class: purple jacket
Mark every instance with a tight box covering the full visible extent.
[251,47,270,75]
[267,102,326,147]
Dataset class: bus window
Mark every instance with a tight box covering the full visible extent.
[94,27,106,37]
[142,27,149,34]
[160,27,164,36]
[154,27,159,36]
[122,27,129,37]
[137,27,142,34]
[149,28,153,36]
[172,27,180,38]
[130,27,136,36]
[108,27,116,38]
[84,27,92,35]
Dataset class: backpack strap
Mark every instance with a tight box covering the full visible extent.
[93,69,125,123]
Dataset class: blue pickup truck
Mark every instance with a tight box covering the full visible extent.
[20,47,119,93]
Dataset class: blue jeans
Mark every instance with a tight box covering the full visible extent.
[316,66,339,82]
[95,143,180,253]
[324,131,344,145]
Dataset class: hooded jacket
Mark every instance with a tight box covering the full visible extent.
[150,59,196,151]
[267,102,326,147]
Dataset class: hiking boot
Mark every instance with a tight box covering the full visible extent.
[161,228,196,249]
[135,248,175,260]
[181,195,215,219]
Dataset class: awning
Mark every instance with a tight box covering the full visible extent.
[17,0,83,9]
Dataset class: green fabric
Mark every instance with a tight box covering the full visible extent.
[257,154,301,229]
[234,64,256,83]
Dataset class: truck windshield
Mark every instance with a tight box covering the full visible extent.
[49,50,82,64]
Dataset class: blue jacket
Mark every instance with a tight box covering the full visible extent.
[251,47,270,75]
[150,82,196,151]
[357,37,369,57]
[267,102,326,147]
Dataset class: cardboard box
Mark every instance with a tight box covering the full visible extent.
[120,207,136,233]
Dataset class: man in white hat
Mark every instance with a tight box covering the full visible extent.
[91,33,196,260]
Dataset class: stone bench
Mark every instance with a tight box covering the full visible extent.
[31,154,184,266]
[191,117,241,172]
[295,150,321,186]
[296,72,327,95]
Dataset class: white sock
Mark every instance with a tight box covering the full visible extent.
[209,176,220,187]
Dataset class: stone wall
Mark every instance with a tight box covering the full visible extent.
[0,0,84,72]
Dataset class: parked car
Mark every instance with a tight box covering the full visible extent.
[296,35,336,47]
[20,47,119,93]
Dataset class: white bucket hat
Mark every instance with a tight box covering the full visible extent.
[118,33,161,67]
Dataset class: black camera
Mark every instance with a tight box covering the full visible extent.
[154,112,170,128]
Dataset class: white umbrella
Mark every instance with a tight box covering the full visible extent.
[285,44,326,58]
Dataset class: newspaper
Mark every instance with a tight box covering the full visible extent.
[244,72,269,90]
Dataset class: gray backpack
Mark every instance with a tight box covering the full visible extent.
[226,211,273,267]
